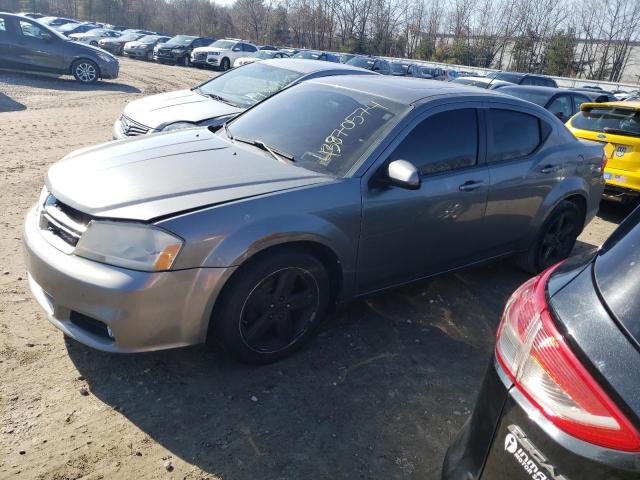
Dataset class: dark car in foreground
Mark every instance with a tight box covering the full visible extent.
[443,207,640,479]
[153,35,214,65]
[113,58,376,138]
[0,13,118,83]
[25,76,604,364]
[498,85,593,122]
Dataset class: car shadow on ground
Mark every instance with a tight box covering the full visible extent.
[0,92,26,112]
[596,199,638,224]
[66,260,534,479]
[0,71,140,93]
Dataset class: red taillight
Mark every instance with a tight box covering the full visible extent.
[496,263,640,452]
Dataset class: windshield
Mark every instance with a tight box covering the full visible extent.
[253,50,277,59]
[84,28,105,35]
[346,57,375,69]
[572,107,640,136]
[390,63,407,74]
[293,51,321,59]
[499,87,551,107]
[115,34,141,42]
[139,35,160,44]
[198,62,302,108]
[488,72,522,83]
[165,35,196,47]
[211,39,235,49]
[59,22,84,32]
[226,83,407,176]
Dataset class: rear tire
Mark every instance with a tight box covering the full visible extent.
[211,250,330,364]
[516,200,583,274]
[71,59,99,84]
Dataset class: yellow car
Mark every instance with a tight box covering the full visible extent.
[566,101,640,201]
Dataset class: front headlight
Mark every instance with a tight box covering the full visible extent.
[161,121,197,132]
[96,52,113,62]
[74,221,183,271]
[210,51,220,56]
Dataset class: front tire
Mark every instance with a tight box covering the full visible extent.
[220,57,230,71]
[90,40,98,46]
[516,200,583,273]
[71,59,99,84]
[211,250,330,364]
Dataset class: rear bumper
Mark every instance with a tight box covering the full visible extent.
[603,166,640,194]
[443,358,640,479]
[23,206,233,353]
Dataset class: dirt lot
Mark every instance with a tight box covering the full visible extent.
[0,58,635,480]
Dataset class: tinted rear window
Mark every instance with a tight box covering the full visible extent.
[572,106,640,137]
[595,206,640,344]
[487,109,542,162]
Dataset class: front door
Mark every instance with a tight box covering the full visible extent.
[358,105,489,293]
[14,19,66,73]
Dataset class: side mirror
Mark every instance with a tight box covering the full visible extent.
[387,160,421,189]
[233,47,241,52]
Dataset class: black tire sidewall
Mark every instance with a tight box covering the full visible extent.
[221,58,230,71]
[212,250,330,364]
[528,201,583,273]
[71,59,99,84]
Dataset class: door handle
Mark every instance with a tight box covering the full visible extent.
[540,165,559,174]
[459,180,485,192]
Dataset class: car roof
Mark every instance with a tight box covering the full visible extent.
[261,58,374,74]
[497,85,566,99]
[303,74,507,104]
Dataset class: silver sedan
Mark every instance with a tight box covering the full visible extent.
[24,76,604,363]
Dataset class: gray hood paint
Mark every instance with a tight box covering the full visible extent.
[46,129,332,221]
[122,89,241,129]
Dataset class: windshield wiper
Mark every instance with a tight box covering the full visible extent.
[195,89,239,108]
[234,136,296,163]
[603,127,640,137]
[224,122,234,140]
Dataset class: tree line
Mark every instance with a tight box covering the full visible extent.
[2,0,639,82]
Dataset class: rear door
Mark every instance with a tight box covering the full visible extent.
[358,104,489,292]
[482,105,562,254]
[14,19,66,73]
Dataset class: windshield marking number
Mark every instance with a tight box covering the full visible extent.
[309,101,384,166]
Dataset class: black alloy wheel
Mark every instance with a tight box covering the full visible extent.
[212,250,330,363]
[516,200,583,273]
[240,268,319,353]
[537,209,581,270]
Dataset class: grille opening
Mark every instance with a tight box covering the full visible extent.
[70,311,113,341]
[39,195,91,248]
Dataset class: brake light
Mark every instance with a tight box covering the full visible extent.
[496,263,640,451]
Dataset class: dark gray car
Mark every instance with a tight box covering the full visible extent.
[23,76,604,364]
[0,12,119,83]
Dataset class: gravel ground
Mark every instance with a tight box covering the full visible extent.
[0,58,635,480]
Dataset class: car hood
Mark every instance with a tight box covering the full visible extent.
[122,89,241,129]
[46,128,332,221]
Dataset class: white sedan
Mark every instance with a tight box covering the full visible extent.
[69,28,121,46]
